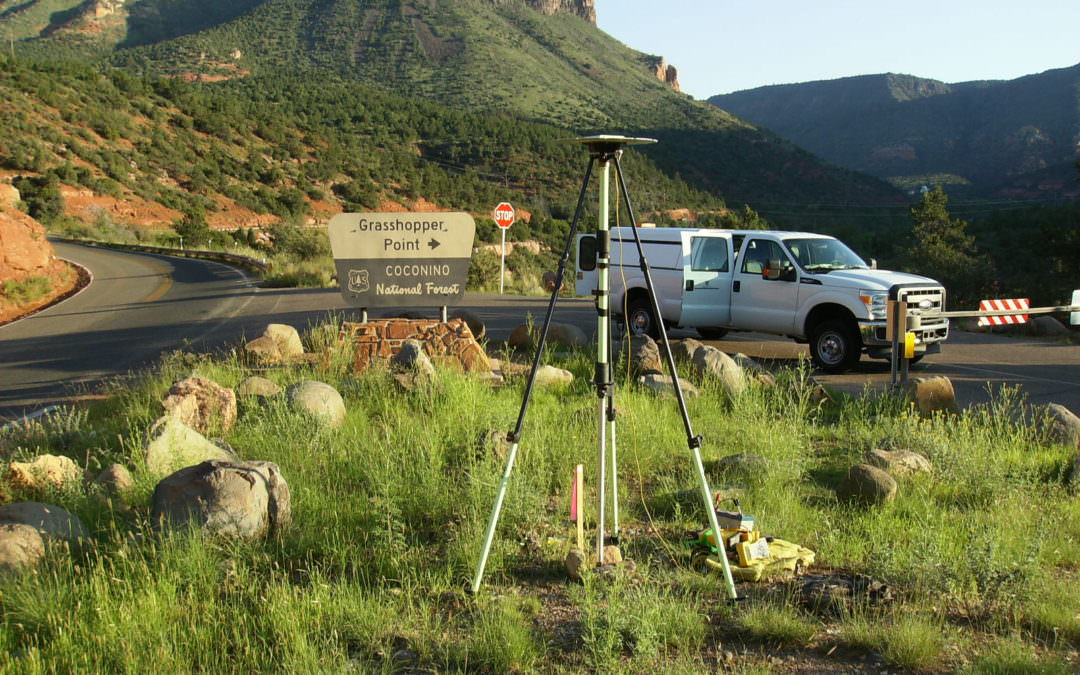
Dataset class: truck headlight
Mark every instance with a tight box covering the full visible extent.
[859,291,888,320]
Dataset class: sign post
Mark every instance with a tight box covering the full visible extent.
[327,212,476,311]
[494,202,515,294]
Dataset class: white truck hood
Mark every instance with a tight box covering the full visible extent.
[812,269,941,291]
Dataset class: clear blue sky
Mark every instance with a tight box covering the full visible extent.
[595,0,1080,99]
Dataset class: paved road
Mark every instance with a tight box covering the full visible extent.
[2,243,1077,421]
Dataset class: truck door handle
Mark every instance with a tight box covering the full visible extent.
[733,281,741,293]
[685,280,694,291]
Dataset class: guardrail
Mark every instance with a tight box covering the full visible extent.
[49,236,271,275]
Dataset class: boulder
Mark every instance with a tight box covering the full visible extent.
[161,376,237,435]
[629,335,664,375]
[152,460,290,538]
[145,416,238,478]
[1031,316,1071,337]
[864,448,932,478]
[837,464,897,505]
[795,573,894,614]
[286,381,346,428]
[264,324,304,359]
[390,339,436,379]
[603,544,623,566]
[534,365,574,387]
[0,523,45,573]
[565,548,587,581]
[7,454,82,490]
[637,374,700,398]
[0,502,90,542]
[541,270,562,293]
[243,335,282,364]
[901,376,959,416]
[92,464,134,495]
[507,324,533,348]
[236,376,282,398]
[449,309,486,340]
[671,338,704,363]
[692,346,746,396]
[1042,403,1080,449]
[732,353,766,374]
[547,322,587,347]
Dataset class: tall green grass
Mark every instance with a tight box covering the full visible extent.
[0,324,1076,671]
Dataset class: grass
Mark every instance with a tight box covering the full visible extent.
[0,275,53,306]
[0,322,1077,671]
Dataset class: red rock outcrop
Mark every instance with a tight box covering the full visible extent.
[0,188,54,284]
[494,0,596,24]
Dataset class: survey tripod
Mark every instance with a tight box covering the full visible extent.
[470,135,739,600]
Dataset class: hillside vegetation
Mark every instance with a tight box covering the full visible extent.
[4,0,902,209]
[710,66,1080,199]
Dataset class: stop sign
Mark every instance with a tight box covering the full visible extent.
[494,202,515,229]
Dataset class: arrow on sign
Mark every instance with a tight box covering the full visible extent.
[428,238,441,250]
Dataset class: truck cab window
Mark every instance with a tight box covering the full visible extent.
[740,239,792,276]
[690,237,728,272]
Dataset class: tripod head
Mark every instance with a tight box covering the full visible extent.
[566,134,656,159]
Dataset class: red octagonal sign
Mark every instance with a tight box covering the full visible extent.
[494,202,515,229]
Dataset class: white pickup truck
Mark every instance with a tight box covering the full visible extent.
[575,227,949,372]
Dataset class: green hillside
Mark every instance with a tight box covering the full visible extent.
[710,67,1080,199]
[4,0,902,209]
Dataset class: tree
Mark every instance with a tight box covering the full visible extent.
[905,187,994,309]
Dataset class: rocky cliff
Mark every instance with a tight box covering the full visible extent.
[0,185,56,284]
[493,0,596,24]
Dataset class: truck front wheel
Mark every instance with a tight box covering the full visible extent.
[809,319,861,373]
[626,297,660,338]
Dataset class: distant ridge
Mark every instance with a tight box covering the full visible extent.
[708,65,1080,199]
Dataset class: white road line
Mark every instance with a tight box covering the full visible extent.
[929,362,1080,388]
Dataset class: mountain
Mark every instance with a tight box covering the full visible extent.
[2,0,902,211]
[708,66,1080,199]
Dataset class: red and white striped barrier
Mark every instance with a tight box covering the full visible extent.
[977,298,1030,326]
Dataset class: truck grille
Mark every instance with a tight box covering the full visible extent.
[899,286,946,316]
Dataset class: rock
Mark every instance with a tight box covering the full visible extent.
[630,335,664,375]
[243,335,282,364]
[795,573,893,614]
[547,322,587,347]
[93,464,134,495]
[264,324,304,359]
[753,372,777,388]
[1042,403,1080,449]
[236,376,282,398]
[7,454,82,490]
[901,376,959,416]
[637,374,699,398]
[534,365,574,387]
[390,339,436,379]
[671,339,703,363]
[152,460,291,538]
[145,416,238,478]
[479,429,511,461]
[837,464,897,505]
[0,523,45,573]
[161,376,237,435]
[286,381,346,428]
[0,502,90,542]
[692,346,746,396]
[603,544,623,565]
[864,448,932,478]
[732,353,765,374]
[565,548,587,581]
[449,309,485,340]
[0,201,54,282]
[1031,316,1071,337]
[808,379,834,405]
[507,324,533,348]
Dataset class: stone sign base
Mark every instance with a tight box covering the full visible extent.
[341,319,491,373]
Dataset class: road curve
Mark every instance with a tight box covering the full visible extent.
[0,242,263,419]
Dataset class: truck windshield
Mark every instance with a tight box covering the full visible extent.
[784,238,868,272]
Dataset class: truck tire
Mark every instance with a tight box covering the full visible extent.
[626,297,660,338]
[697,328,728,340]
[809,319,861,373]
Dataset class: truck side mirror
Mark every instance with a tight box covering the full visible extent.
[763,259,781,281]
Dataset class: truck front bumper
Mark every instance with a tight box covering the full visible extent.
[858,318,949,358]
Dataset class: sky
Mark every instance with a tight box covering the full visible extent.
[594,0,1080,99]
